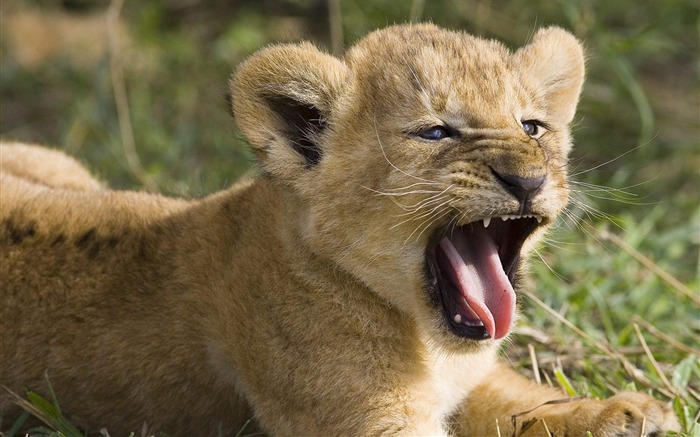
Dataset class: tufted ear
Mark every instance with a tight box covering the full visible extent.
[513,27,585,125]
[229,43,348,181]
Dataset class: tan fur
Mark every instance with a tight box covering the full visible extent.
[0,24,678,436]
[0,142,104,191]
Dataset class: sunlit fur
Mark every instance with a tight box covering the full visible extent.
[1,24,678,436]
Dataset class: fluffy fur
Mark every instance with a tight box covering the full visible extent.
[0,24,678,436]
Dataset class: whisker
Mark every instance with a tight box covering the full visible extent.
[569,179,643,194]
[570,191,655,206]
[532,248,568,282]
[395,193,454,217]
[373,116,435,183]
[394,186,454,210]
[363,180,443,193]
[405,206,453,245]
[389,198,448,230]
[363,187,445,197]
[571,201,625,229]
[392,196,451,227]
[569,138,657,177]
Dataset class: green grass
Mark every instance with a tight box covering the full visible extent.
[1,0,697,435]
[3,374,85,437]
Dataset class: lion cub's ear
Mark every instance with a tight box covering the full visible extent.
[230,43,348,181]
[513,27,585,125]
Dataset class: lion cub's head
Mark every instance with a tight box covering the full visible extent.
[230,24,584,350]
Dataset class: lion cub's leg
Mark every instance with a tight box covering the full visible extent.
[455,362,678,437]
[0,142,103,191]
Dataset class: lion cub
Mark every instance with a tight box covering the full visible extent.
[1,24,678,436]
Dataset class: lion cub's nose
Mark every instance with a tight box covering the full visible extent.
[492,171,546,204]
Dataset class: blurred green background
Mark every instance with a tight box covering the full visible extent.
[1,0,699,429]
[2,1,697,202]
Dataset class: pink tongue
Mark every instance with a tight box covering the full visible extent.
[439,228,515,340]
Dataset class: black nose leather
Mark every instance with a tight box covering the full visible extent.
[492,171,546,203]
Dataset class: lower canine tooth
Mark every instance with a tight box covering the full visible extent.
[453,314,462,324]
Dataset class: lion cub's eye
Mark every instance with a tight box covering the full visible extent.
[416,126,451,141]
[521,120,545,139]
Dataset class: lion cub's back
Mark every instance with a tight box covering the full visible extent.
[0,142,192,302]
[0,143,193,319]
[0,144,199,423]
[0,143,189,260]
[1,142,104,191]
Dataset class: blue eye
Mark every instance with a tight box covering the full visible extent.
[417,126,451,140]
[522,120,546,138]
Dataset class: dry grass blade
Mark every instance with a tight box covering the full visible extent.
[512,400,575,437]
[522,290,675,398]
[632,316,700,357]
[599,230,699,306]
[107,0,158,192]
[541,419,552,437]
[3,385,84,436]
[327,0,343,56]
[632,323,677,396]
[528,344,542,385]
[4,386,50,427]
[523,290,617,357]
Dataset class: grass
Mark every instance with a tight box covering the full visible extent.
[1,0,698,435]
[3,375,84,437]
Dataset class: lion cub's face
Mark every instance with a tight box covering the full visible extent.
[232,24,584,350]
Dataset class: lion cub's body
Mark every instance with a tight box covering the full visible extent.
[1,144,478,434]
[1,24,677,436]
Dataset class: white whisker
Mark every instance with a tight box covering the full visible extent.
[569,139,656,177]
[390,196,450,229]
[373,116,434,183]
[395,192,454,216]
[405,206,454,245]
[532,248,567,282]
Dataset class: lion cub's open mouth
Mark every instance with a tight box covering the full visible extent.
[426,215,543,341]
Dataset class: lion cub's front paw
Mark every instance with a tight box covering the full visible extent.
[517,392,679,437]
[592,392,680,436]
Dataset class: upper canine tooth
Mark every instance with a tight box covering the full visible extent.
[483,217,491,228]
[536,216,542,223]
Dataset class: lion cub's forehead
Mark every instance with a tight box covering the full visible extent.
[346,24,520,122]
